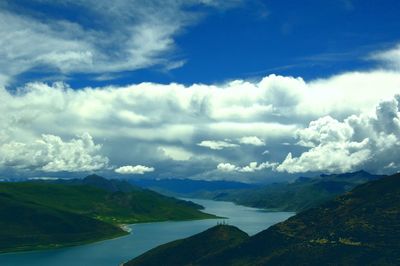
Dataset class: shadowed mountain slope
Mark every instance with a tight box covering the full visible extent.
[203,170,383,212]
[124,225,249,266]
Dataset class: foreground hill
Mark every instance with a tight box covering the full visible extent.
[0,176,216,252]
[202,170,383,212]
[124,225,249,266]
[126,173,400,265]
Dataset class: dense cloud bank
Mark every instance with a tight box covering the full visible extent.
[1,68,400,180]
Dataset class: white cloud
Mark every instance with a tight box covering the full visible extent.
[295,116,354,148]
[217,161,277,172]
[217,163,239,172]
[277,95,400,174]
[159,146,194,161]
[369,44,400,70]
[0,133,108,172]
[277,143,370,174]
[1,68,400,177]
[197,140,239,150]
[239,161,277,172]
[1,42,400,177]
[115,165,155,175]
[238,136,266,146]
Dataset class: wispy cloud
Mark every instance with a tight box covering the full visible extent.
[197,140,239,150]
[368,44,400,70]
[0,0,241,86]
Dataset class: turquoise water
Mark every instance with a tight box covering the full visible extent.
[0,199,294,266]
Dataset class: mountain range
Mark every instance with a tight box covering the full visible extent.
[189,170,383,212]
[130,178,258,196]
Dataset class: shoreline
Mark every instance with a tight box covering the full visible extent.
[0,215,219,255]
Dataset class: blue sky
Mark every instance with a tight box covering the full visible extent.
[1,0,400,182]
[8,0,400,87]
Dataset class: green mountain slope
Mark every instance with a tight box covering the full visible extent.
[57,174,141,193]
[124,225,249,266]
[1,180,215,225]
[203,170,382,212]
[0,193,125,253]
[126,173,400,266]
[0,177,216,253]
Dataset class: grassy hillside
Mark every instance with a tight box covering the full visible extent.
[201,170,382,212]
[124,225,249,266]
[0,177,217,253]
[55,174,141,193]
[0,181,215,224]
[126,173,400,265]
[0,192,125,253]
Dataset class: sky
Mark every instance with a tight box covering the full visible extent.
[1,0,400,182]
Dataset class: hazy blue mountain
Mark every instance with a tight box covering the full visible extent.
[197,170,384,212]
[130,178,259,196]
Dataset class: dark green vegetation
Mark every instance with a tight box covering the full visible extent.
[55,174,140,193]
[126,173,400,265]
[197,170,382,212]
[0,175,216,253]
[0,192,125,253]
[124,225,249,266]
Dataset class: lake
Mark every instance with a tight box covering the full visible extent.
[0,199,294,266]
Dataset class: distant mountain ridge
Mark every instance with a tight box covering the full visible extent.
[130,178,259,196]
[195,170,384,212]
[38,174,140,193]
[125,172,400,265]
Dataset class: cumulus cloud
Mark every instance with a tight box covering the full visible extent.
[0,133,108,172]
[238,136,266,146]
[277,95,400,174]
[1,42,400,178]
[217,163,239,172]
[115,165,155,175]
[217,161,277,172]
[197,140,239,150]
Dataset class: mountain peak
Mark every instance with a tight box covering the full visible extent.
[84,174,106,181]
[319,170,378,179]
[81,175,137,193]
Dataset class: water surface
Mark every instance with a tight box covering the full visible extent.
[0,199,294,266]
